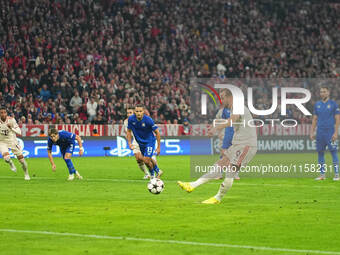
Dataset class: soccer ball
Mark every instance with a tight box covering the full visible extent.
[147,178,164,194]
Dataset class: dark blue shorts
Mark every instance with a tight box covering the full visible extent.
[139,142,155,157]
[316,129,337,152]
[61,142,75,157]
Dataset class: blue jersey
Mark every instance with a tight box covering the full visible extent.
[221,108,234,149]
[314,100,340,130]
[127,114,158,146]
[48,130,76,151]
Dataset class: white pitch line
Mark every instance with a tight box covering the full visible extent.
[0,229,339,255]
[0,175,338,188]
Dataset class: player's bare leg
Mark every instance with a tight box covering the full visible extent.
[143,156,162,178]
[17,154,30,180]
[3,152,16,172]
[135,152,150,179]
[143,157,154,174]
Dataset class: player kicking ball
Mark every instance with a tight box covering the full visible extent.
[47,128,84,181]
[0,107,30,180]
[310,85,340,181]
[126,104,163,178]
[124,106,159,179]
[178,89,257,204]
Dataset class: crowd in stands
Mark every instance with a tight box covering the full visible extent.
[1,0,340,125]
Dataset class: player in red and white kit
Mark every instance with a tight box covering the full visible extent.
[0,107,30,180]
[178,89,257,204]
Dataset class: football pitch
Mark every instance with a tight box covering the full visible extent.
[0,154,340,255]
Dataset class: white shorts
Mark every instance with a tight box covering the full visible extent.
[223,144,257,167]
[0,140,23,156]
[132,139,141,154]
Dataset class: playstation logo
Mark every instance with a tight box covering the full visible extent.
[110,136,132,157]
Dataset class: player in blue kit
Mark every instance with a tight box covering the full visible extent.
[47,128,84,181]
[126,104,163,178]
[310,86,340,181]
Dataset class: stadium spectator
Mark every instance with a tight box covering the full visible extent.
[40,84,51,102]
[92,129,100,137]
[39,130,47,137]
[182,119,191,136]
[87,97,98,122]
[70,91,83,113]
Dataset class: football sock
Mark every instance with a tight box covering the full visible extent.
[190,177,210,188]
[65,159,76,174]
[215,177,234,201]
[152,164,160,174]
[190,164,222,188]
[19,158,28,173]
[138,162,149,175]
[318,151,325,174]
[330,150,339,174]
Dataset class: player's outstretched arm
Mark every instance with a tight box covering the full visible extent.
[75,135,84,156]
[47,150,56,171]
[154,129,161,155]
[126,129,134,150]
[310,115,317,140]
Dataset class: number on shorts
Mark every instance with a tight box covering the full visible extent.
[147,147,153,154]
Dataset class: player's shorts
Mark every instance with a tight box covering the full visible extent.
[60,142,75,157]
[139,142,156,158]
[223,144,257,168]
[0,140,23,156]
[316,129,337,152]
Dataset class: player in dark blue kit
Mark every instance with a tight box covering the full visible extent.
[126,104,163,178]
[310,86,340,181]
[47,128,84,181]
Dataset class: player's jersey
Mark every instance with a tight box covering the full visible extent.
[216,108,234,149]
[0,117,21,143]
[314,100,340,130]
[127,114,158,146]
[232,106,257,147]
[48,130,76,150]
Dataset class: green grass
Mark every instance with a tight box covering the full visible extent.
[0,154,340,255]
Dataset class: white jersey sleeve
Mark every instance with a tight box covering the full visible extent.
[123,119,128,132]
[10,118,21,135]
[124,119,136,141]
